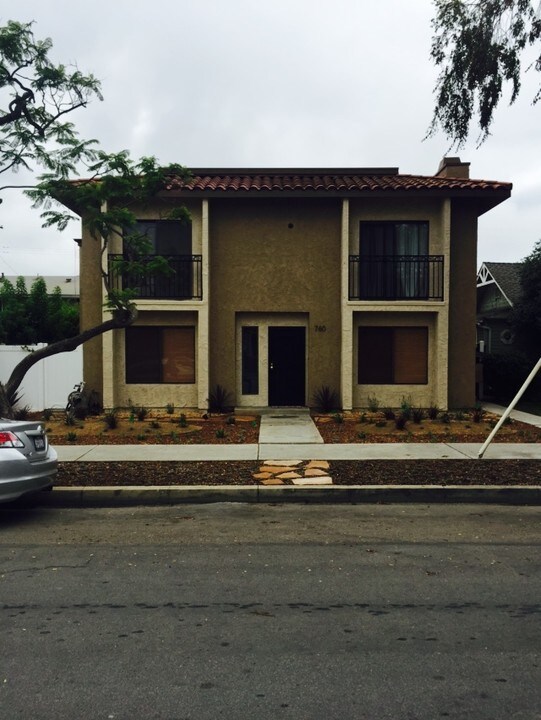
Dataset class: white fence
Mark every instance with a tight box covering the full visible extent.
[0,344,83,411]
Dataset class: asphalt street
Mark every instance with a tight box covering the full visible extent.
[1,503,541,720]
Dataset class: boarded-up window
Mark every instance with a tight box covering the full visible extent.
[358,327,428,384]
[126,326,195,384]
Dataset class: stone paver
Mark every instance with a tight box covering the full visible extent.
[252,459,333,485]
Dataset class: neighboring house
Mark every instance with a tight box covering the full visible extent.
[0,274,80,301]
[476,262,523,355]
[69,157,511,411]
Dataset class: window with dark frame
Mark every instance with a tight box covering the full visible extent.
[125,326,196,384]
[358,326,428,384]
[241,326,259,395]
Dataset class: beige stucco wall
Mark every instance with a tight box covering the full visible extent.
[208,198,342,406]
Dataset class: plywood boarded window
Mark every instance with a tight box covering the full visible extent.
[126,326,195,384]
[358,327,428,384]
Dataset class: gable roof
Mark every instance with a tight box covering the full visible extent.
[477,262,523,306]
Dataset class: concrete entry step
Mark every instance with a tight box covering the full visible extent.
[257,408,324,445]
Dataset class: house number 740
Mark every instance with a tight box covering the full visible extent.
[315,325,326,332]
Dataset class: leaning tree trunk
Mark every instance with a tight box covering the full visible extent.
[1,308,137,417]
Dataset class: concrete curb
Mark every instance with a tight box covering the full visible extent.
[38,484,541,507]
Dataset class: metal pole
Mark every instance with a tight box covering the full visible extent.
[478,356,541,459]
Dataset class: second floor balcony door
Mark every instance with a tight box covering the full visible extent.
[359,221,429,300]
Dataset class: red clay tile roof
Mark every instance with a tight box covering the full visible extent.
[164,170,511,195]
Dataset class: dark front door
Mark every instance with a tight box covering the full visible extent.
[268,326,306,406]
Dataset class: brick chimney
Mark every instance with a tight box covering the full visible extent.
[436,157,470,179]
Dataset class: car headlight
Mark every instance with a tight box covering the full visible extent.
[0,431,25,448]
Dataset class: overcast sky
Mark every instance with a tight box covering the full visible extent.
[1,0,540,278]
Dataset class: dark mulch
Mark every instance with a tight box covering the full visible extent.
[57,459,541,487]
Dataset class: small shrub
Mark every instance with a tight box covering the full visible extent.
[440,412,451,424]
[150,421,161,429]
[357,431,367,440]
[128,413,135,424]
[64,412,76,426]
[226,415,236,425]
[400,396,412,420]
[383,407,396,420]
[208,385,233,413]
[178,413,188,428]
[367,395,380,413]
[312,385,339,413]
[412,407,425,424]
[66,432,77,442]
[13,405,30,420]
[471,406,485,423]
[42,408,54,421]
[135,406,148,422]
[395,413,408,430]
[375,420,387,428]
[136,433,146,441]
[215,428,226,438]
[359,412,367,423]
[72,404,88,420]
[333,413,344,424]
[169,431,179,442]
[454,410,465,421]
[427,405,439,420]
[166,403,174,414]
[104,410,118,430]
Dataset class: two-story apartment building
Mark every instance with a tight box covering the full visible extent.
[76,157,511,411]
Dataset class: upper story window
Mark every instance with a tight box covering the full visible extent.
[129,220,192,255]
[359,221,428,257]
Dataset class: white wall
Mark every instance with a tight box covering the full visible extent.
[0,344,83,411]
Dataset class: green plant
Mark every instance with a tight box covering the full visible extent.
[136,433,145,441]
[440,412,451,424]
[367,395,380,413]
[412,407,425,424]
[13,405,30,420]
[383,407,396,420]
[215,428,226,438]
[332,413,344,424]
[471,406,485,423]
[150,421,161,429]
[226,415,236,425]
[208,385,233,413]
[178,413,188,428]
[312,385,339,413]
[375,420,387,428]
[42,408,54,421]
[357,431,367,440]
[129,412,135,424]
[135,406,148,421]
[166,403,174,414]
[454,410,465,421]
[66,431,77,442]
[427,405,439,420]
[64,412,76,426]
[400,396,413,420]
[104,410,118,430]
[169,431,179,442]
[395,413,408,430]
[358,412,367,423]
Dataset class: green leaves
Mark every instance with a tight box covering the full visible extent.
[428,0,541,146]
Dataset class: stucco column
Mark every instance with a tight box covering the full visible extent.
[438,198,451,409]
[340,199,353,410]
[197,199,210,409]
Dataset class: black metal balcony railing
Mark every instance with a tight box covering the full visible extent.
[349,255,444,301]
[108,254,203,300]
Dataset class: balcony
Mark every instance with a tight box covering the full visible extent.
[108,254,203,300]
[348,255,444,301]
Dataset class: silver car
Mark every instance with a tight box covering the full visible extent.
[0,418,57,502]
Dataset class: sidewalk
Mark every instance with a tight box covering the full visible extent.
[45,404,541,507]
